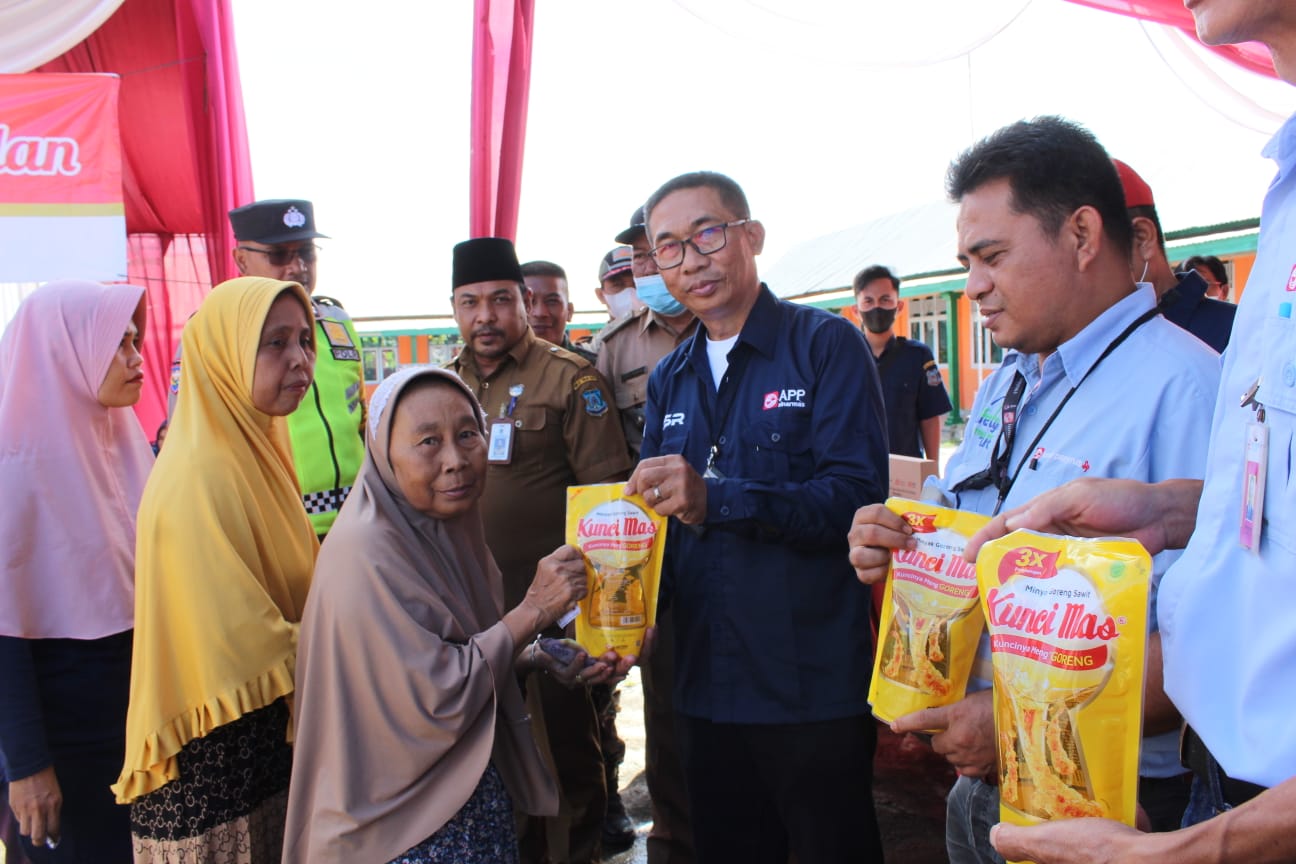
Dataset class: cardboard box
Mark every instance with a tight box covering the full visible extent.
[889,454,937,500]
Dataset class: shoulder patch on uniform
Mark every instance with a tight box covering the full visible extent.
[320,318,360,361]
[922,359,937,369]
[543,341,595,370]
[573,373,602,390]
[582,387,609,416]
[926,365,944,387]
[169,360,181,395]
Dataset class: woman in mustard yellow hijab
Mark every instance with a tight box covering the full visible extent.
[113,277,320,863]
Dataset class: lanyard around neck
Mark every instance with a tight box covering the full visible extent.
[953,305,1159,515]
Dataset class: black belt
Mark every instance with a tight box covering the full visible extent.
[1181,726,1267,808]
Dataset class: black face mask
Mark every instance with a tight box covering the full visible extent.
[861,307,897,334]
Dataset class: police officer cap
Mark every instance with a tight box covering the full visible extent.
[614,206,646,245]
[453,237,525,288]
[229,199,329,244]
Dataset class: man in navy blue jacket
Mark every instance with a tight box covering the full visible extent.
[1115,159,1235,353]
[625,171,889,863]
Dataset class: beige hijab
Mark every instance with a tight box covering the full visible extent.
[283,366,557,864]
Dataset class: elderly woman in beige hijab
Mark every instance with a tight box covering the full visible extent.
[283,367,633,864]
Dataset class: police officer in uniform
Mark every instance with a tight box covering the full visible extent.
[448,237,634,864]
[853,264,952,463]
[170,199,365,539]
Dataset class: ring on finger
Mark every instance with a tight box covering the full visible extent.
[653,486,662,502]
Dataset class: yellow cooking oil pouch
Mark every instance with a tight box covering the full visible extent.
[869,498,990,724]
[977,530,1149,840]
[566,484,667,658]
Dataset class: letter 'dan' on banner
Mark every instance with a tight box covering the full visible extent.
[0,73,126,282]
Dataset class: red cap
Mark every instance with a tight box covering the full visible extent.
[1112,159,1154,209]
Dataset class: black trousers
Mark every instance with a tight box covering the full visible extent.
[676,713,884,864]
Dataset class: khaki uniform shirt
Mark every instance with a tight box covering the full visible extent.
[595,307,697,457]
[451,329,633,607]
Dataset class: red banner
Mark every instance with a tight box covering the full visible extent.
[0,73,123,209]
[0,73,125,281]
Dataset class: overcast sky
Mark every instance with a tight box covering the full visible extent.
[232,0,1296,319]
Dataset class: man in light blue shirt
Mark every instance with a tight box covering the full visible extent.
[975,5,1296,862]
[848,116,1220,863]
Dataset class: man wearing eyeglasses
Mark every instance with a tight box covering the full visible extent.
[169,199,366,539]
[625,171,888,862]
[847,118,1221,864]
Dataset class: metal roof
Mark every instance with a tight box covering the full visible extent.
[762,200,960,300]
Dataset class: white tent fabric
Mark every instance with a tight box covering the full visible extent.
[0,0,126,72]
[670,0,1035,68]
[763,201,959,299]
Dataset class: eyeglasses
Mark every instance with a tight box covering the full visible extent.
[237,244,318,266]
[650,219,751,270]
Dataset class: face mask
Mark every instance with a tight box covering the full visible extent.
[861,307,897,334]
[605,289,638,319]
[635,273,686,317]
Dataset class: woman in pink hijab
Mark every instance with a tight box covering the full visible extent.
[0,281,154,863]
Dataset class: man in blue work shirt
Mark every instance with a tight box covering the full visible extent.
[854,264,953,461]
[625,171,888,863]
[977,5,1296,862]
[847,117,1221,863]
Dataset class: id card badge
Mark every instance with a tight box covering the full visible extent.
[1240,420,1269,551]
[488,418,515,464]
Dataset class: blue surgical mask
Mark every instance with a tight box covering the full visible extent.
[635,273,686,316]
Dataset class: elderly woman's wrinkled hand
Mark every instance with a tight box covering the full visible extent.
[535,645,641,689]
[525,544,588,628]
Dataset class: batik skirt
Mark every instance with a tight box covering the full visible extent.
[386,762,518,864]
[128,700,292,864]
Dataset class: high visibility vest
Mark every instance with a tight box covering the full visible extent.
[290,297,366,536]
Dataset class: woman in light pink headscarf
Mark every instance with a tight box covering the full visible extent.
[0,281,154,863]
